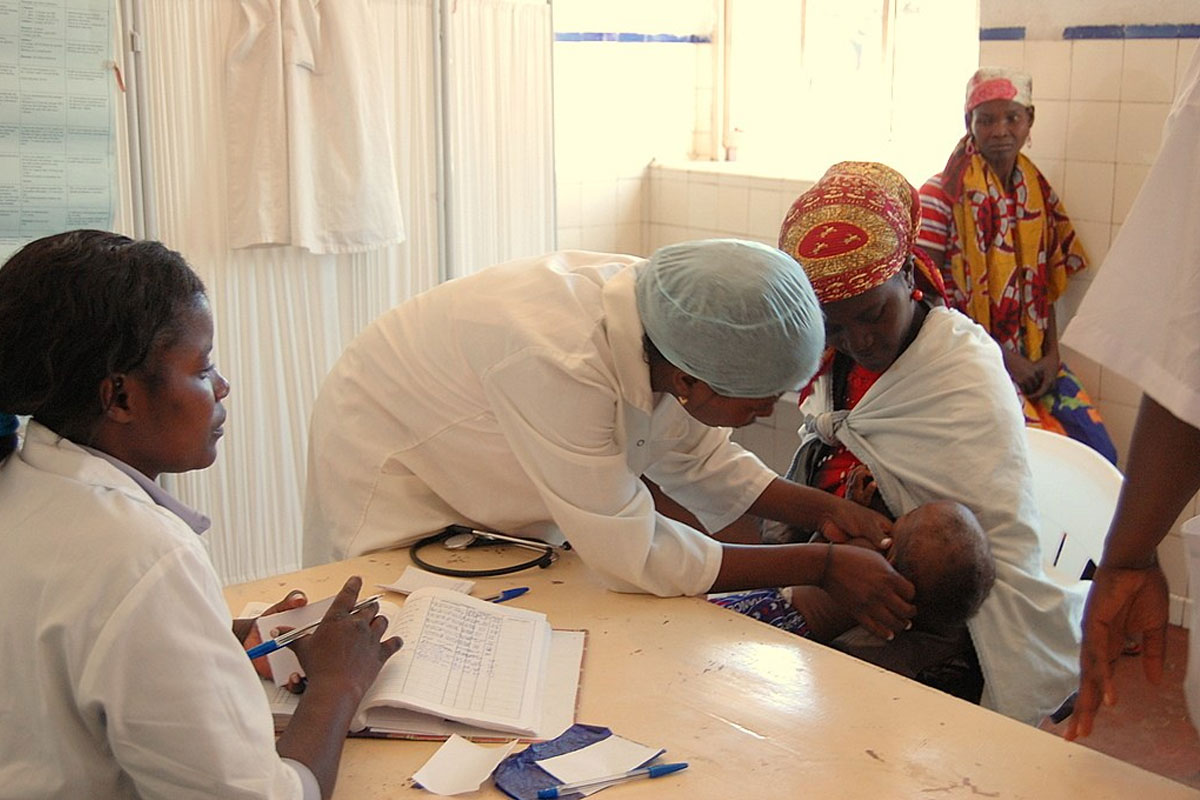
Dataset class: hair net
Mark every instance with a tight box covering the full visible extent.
[635,239,823,397]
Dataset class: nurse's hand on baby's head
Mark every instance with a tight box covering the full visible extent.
[817,491,893,552]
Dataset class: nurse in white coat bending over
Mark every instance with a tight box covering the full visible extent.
[305,239,917,639]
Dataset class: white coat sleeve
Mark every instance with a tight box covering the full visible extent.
[480,349,723,597]
[642,416,776,534]
[76,542,303,800]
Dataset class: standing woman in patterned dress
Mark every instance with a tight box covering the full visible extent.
[915,67,1117,464]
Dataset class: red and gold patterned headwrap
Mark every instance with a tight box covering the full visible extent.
[779,161,938,304]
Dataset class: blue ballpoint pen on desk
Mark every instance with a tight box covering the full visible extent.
[245,594,383,660]
[482,587,529,603]
[537,762,688,799]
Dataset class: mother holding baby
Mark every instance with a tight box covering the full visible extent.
[729,162,1082,726]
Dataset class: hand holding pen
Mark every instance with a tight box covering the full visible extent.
[246,592,386,659]
[236,588,310,686]
[248,577,403,698]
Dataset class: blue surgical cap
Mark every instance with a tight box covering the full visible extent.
[635,239,824,398]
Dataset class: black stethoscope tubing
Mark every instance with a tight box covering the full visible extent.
[409,525,566,577]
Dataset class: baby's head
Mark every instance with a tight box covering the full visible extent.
[888,500,995,631]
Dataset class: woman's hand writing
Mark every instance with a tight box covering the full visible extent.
[290,576,403,702]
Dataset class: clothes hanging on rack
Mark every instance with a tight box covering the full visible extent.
[226,0,405,254]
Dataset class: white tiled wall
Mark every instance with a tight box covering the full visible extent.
[980,34,1199,624]
[643,163,812,252]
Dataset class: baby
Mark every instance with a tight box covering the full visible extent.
[789,498,996,642]
[716,466,995,646]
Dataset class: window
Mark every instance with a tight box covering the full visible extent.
[720,0,979,186]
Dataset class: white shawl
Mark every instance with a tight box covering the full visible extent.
[800,307,1082,725]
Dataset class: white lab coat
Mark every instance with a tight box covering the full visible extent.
[800,308,1083,725]
[1062,47,1200,725]
[226,0,405,254]
[303,251,775,596]
[0,423,306,800]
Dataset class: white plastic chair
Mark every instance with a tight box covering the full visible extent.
[1024,427,1124,586]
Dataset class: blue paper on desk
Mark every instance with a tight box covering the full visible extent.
[495,724,611,800]
[495,724,666,800]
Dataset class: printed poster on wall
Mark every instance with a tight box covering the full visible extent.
[0,0,115,259]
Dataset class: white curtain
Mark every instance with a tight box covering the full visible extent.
[443,0,554,277]
[115,0,552,584]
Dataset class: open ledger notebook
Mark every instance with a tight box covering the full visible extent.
[261,587,585,741]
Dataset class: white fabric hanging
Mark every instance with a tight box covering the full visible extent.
[118,0,552,584]
[226,0,406,254]
[124,0,440,584]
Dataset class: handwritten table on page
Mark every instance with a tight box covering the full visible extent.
[388,594,542,718]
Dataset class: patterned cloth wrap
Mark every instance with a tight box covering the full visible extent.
[709,588,812,638]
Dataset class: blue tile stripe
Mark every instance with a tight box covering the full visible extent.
[554,32,711,43]
[1062,23,1200,40]
[1063,24,1126,40]
[1125,24,1200,39]
[979,24,1200,41]
[563,25,1200,45]
[980,27,1025,41]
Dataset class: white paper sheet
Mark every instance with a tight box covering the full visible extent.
[378,566,475,596]
[412,734,519,795]
[535,735,664,785]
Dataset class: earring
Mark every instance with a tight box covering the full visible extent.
[910,288,924,302]
[677,395,688,406]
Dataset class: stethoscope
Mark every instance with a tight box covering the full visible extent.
[409,524,568,577]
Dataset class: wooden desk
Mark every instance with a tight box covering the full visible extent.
[225,550,1197,799]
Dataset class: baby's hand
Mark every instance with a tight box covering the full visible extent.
[844,464,878,507]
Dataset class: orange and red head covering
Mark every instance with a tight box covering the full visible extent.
[778,161,943,305]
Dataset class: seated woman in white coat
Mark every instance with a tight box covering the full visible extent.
[0,230,401,800]
[304,238,917,639]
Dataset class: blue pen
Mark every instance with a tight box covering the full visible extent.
[482,587,529,603]
[537,762,688,799]
[246,594,383,660]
